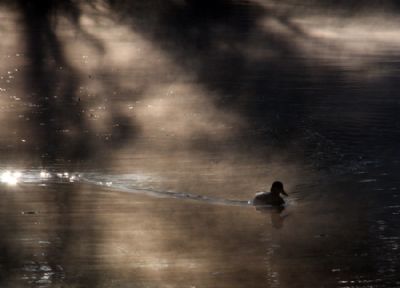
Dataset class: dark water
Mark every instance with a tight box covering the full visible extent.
[1,0,400,287]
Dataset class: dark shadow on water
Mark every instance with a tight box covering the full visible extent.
[105,0,313,150]
[102,0,400,169]
[12,0,137,166]
[0,187,22,287]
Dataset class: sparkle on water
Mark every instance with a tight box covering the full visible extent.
[1,170,22,185]
[0,170,82,186]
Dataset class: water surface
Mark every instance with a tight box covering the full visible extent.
[1,1,400,287]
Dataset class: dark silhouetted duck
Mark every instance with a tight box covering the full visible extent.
[253,181,288,206]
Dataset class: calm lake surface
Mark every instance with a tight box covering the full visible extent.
[1,1,400,287]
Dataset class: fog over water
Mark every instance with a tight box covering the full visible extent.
[1,1,400,287]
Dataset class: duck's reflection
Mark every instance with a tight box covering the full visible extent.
[255,205,288,229]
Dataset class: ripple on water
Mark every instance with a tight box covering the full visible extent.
[21,262,65,287]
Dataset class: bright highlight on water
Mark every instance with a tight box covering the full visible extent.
[1,170,78,186]
[0,169,253,206]
[1,171,22,185]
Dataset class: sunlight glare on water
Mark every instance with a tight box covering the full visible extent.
[1,170,22,186]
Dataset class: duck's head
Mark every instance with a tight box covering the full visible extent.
[271,181,286,196]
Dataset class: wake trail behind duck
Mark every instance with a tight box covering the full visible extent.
[80,174,252,207]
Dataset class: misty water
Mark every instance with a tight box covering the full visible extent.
[1,1,400,287]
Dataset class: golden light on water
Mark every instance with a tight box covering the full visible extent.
[1,170,21,185]
[40,170,51,178]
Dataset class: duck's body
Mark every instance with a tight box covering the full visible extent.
[253,192,285,206]
[253,181,287,207]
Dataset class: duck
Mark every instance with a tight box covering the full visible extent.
[253,181,288,206]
